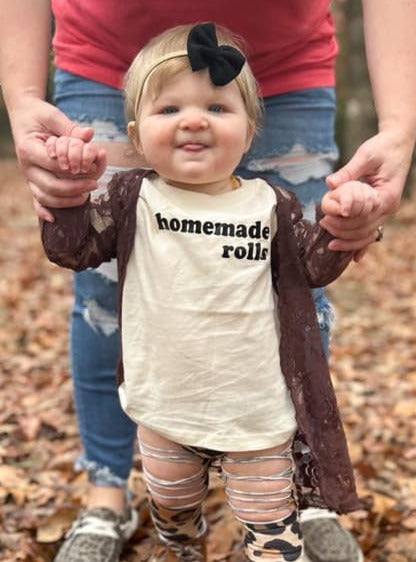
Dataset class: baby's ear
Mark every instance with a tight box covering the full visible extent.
[127,121,143,154]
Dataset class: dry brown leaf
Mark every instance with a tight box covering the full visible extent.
[36,507,79,543]
[19,415,42,441]
[402,512,416,531]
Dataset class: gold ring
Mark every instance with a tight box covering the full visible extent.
[375,225,384,242]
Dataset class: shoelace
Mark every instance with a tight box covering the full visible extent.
[67,514,121,540]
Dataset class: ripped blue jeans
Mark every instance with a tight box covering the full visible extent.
[236,89,338,353]
[54,69,338,488]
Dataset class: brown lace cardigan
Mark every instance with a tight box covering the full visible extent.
[41,169,362,514]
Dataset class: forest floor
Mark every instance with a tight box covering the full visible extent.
[1,158,416,561]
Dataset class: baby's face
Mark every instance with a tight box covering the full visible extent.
[134,68,253,193]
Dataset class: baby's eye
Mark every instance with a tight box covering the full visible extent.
[160,106,179,114]
[208,104,225,113]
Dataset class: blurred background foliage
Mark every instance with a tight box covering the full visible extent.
[0,1,415,194]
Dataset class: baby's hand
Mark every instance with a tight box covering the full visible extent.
[321,180,381,219]
[46,135,106,177]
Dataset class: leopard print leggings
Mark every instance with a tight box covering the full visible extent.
[138,426,302,561]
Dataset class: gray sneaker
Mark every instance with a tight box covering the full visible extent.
[301,511,363,562]
[54,506,140,562]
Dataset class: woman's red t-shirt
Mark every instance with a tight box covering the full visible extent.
[52,0,338,97]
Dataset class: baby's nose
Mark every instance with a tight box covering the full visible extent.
[179,110,208,130]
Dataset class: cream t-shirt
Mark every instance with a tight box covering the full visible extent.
[119,175,296,451]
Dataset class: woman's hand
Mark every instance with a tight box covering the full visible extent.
[320,128,415,260]
[9,97,104,221]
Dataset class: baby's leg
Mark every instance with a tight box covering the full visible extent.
[138,426,209,560]
[223,439,302,561]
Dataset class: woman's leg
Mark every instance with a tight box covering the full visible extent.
[222,440,302,562]
[54,69,144,506]
[237,87,338,356]
[53,70,144,562]
[236,88,363,562]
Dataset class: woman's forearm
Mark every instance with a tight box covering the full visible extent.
[363,0,416,141]
[0,0,52,109]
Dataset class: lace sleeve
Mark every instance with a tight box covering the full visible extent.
[40,173,123,271]
[286,191,353,287]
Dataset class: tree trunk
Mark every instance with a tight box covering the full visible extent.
[338,0,377,163]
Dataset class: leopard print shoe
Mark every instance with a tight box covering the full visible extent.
[54,506,141,562]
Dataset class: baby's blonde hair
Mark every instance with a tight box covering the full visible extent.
[124,23,263,137]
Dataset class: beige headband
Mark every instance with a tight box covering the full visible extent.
[133,50,188,117]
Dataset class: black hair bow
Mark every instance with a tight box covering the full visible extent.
[187,23,245,86]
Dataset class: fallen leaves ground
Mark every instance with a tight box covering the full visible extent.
[1,158,415,561]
